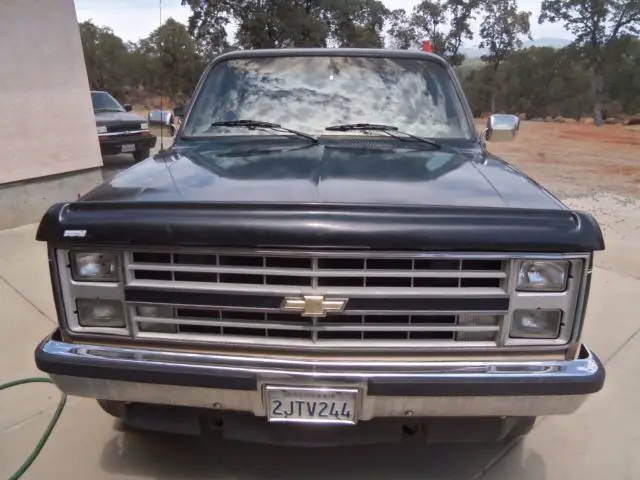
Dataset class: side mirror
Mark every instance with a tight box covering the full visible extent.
[123,104,133,112]
[173,105,185,117]
[484,114,520,142]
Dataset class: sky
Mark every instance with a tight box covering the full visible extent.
[74,0,571,46]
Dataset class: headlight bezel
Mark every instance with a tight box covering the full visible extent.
[56,249,129,336]
[504,256,588,348]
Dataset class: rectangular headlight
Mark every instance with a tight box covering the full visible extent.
[77,298,126,328]
[70,251,120,282]
[140,122,149,130]
[97,126,107,134]
[517,260,569,292]
[510,310,562,339]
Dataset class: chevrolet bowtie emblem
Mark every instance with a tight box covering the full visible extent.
[280,295,348,317]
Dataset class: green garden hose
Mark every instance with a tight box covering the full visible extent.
[0,378,67,480]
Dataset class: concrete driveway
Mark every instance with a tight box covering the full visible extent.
[1,166,639,478]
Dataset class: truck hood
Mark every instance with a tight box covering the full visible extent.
[39,140,603,252]
[83,140,564,210]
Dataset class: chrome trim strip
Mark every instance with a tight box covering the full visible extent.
[41,337,599,376]
[126,280,509,297]
[98,129,148,137]
[128,264,507,279]
[43,338,600,417]
[124,248,591,260]
[127,302,508,316]
[133,332,498,349]
[132,315,499,333]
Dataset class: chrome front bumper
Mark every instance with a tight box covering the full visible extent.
[36,332,605,419]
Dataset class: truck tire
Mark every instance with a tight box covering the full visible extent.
[97,399,126,419]
[133,148,150,162]
[504,416,536,442]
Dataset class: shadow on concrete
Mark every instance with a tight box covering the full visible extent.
[96,423,546,480]
[482,442,547,480]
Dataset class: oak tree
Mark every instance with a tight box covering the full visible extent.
[478,0,532,112]
[539,0,640,125]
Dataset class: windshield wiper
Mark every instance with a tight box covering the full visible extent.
[211,120,318,144]
[325,123,441,149]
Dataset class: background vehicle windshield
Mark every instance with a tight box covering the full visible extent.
[183,55,474,139]
[91,91,124,112]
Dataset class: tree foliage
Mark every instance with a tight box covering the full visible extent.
[78,1,640,122]
[79,21,132,98]
[383,1,480,65]
[181,0,389,50]
[478,0,532,111]
[79,19,202,104]
[461,35,640,120]
[539,0,640,125]
[136,18,204,101]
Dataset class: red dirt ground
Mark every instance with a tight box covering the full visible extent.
[478,120,640,198]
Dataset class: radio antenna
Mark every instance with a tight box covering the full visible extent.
[158,0,165,151]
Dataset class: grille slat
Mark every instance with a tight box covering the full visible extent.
[130,263,507,279]
[126,249,509,349]
[106,124,142,134]
[133,317,499,333]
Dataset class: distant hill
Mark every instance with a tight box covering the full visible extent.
[460,37,572,59]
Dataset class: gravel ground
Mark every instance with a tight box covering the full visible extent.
[484,120,640,277]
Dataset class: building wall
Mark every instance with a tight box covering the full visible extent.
[0,0,102,229]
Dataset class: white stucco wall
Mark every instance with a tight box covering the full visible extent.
[0,0,101,185]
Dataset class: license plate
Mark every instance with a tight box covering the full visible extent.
[121,144,135,153]
[265,386,359,424]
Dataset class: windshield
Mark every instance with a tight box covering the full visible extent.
[182,55,474,140]
[91,91,124,112]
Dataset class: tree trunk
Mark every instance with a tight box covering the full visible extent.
[592,69,605,127]
[490,62,500,113]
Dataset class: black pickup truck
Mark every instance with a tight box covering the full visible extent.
[35,49,605,446]
[92,90,157,162]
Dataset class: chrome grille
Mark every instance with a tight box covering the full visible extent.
[128,251,506,289]
[106,124,142,134]
[134,307,500,342]
[124,249,510,350]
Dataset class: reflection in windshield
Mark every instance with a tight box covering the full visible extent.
[91,91,124,111]
[183,55,473,139]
